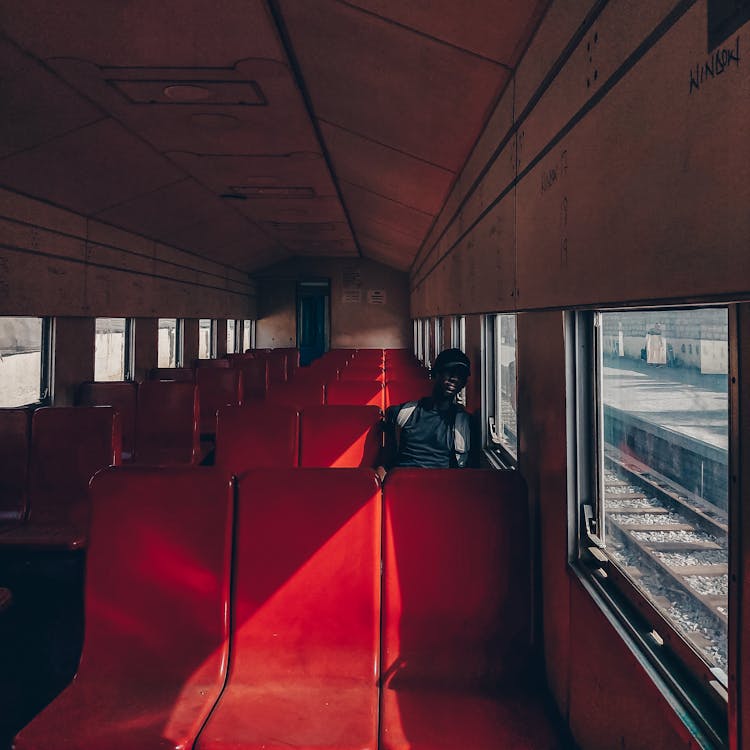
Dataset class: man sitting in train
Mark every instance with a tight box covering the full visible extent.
[376,348,472,481]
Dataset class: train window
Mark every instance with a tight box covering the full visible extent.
[94,318,131,381]
[157,318,182,368]
[423,318,432,368]
[227,320,237,354]
[451,315,466,350]
[576,307,730,730]
[243,320,255,352]
[434,317,443,356]
[412,320,419,359]
[0,316,50,407]
[198,319,216,359]
[482,313,518,464]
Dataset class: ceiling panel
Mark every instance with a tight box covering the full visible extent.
[341,0,548,65]
[341,182,434,242]
[0,39,102,159]
[278,0,511,168]
[318,121,455,215]
[0,0,286,66]
[48,58,321,155]
[0,118,183,215]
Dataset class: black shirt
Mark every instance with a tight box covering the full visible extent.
[385,399,458,468]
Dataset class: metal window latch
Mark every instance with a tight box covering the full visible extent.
[583,504,598,539]
[488,416,500,443]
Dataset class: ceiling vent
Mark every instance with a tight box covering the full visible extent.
[108,79,265,105]
[228,186,315,198]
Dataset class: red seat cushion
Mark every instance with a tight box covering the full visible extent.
[0,408,30,526]
[215,404,299,472]
[13,466,233,750]
[300,406,382,468]
[385,379,433,408]
[76,381,137,461]
[266,381,325,409]
[379,470,563,749]
[196,368,242,435]
[235,359,269,400]
[135,382,199,465]
[0,406,121,549]
[197,468,381,750]
[326,380,384,409]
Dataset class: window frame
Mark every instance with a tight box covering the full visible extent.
[0,316,52,407]
[93,317,132,382]
[157,318,182,368]
[481,313,518,468]
[569,306,735,746]
[243,319,256,352]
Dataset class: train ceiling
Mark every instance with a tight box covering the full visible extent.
[0,1,547,273]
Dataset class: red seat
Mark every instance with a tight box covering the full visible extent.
[380,470,563,750]
[195,368,243,435]
[340,365,384,383]
[148,367,194,382]
[326,380,384,410]
[235,358,269,400]
[0,407,121,550]
[134,382,199,465]
[194,358,230,368]
[263,351,288,384]
[215,404,299,473]
[196,468,381,750]
[0,408,30,528]
[352,349,383,366]
[266,381,325,409]
[385,379,433,408]
[13,466,234,750]
[385,362,428,380]
[76,381,137,461]
[300,406,382,468]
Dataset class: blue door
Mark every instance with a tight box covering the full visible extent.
[297,282,329,366]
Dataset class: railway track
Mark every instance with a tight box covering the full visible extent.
[603,446,728,669]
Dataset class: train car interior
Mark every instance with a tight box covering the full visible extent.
[1,0,748,748]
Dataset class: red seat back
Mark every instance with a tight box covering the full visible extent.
[10,466,235,750]
[352,349,384,366]
[194,358,230,368]
[76,381,137,461]
[0,409,30,523]
[325,380,384,410]
[135,382,199,465]
[28,407,121,527]
[215,405,299,473]
[231,468,381,682]
[385,379,433,408]
[195,368,242,435]
[81,467,233,681]
[266,381,325,409]
[148,367,194,382]
[264,351,288,384]
[300,406,382,468]
[382,470,530,687]
[235,358,269,400]
[341,365,384,383]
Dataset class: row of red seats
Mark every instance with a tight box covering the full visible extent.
[216,404,381,471]
[14,467,563,750]
[0,406,121,550]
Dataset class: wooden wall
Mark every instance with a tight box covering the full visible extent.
[409,1,749,747]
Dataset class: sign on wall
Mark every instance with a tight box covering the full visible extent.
[367,289,386,305]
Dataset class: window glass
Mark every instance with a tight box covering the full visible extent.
[0,316,46,407]
[243,320,254,352]
[227,320,236,354]
[484,314,517,461]
[199,319,214,359]
[94,318,127,381]
[423,319,432,367]
[434,317,443,356]
[413,320,419,358]
[158,318,180,367]
[597,308,728,673]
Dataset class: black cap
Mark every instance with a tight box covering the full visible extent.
[432,348,471,377]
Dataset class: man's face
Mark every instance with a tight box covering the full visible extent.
[435,365,468,398]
